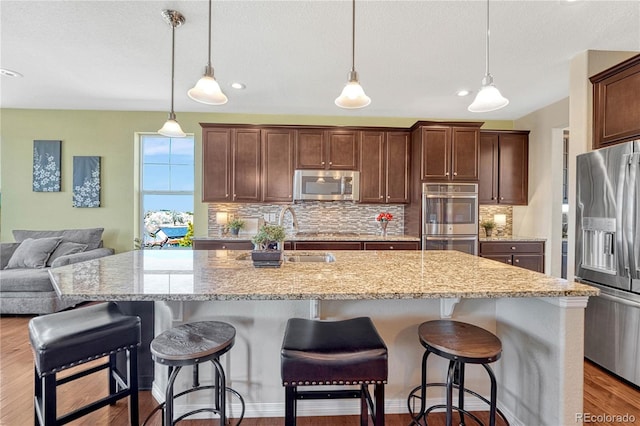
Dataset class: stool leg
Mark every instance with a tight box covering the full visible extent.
[411,349,432,424]
[483,364,498,426]
[33,367,41,426]
[165,366,181,426]
[211,359,226,425]
[457,362,466,426]
[40,374,57,426]
[445,360,456,426]
[285,386,296,426]
[374,383,385,426]
[109,353,118,402]
[128,348,139,426]
[360,385,367,426]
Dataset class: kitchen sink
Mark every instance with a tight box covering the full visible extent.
[285,253,336,263]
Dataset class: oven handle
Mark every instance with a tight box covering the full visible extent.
[425,194,478,199]
[424,236,478,241]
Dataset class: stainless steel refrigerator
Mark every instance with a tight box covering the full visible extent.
[575,140,640,387]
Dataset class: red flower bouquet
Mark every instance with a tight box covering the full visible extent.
[376,212,393,222]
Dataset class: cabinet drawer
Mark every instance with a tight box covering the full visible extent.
[479,241,544,255]
[193,240,253,250]
[293,241,362,250]
[363,242,419,251]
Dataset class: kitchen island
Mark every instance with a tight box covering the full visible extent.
[49,249,597,425]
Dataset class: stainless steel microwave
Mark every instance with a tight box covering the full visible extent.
[293,170,359,201]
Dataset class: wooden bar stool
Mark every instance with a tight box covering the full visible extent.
[407,320,509,426]
[144,321,245,426]
[28,302,141,426]
[281,317,388,426]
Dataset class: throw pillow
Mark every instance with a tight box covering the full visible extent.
[13,228,104,250]
[5,237,62,269]
[46,241,88,267]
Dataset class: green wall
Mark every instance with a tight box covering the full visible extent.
[0,108,513,252]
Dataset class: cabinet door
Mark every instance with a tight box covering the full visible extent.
[193,240,253,250]
[482,254,513,266]
[478,133,499,204]
[420,127,450,181]
[327,130,359,169]
[363,242,419,250]
[451,127,479,181]
[295,129,325,169]
[262,129,294,202]
[386,132,410,203]
[513,254,544,273]
[359,131,385,203]
[232,129,261,202]
[498,133,528,205]
[202,128,231,202]
[293,241,362,250]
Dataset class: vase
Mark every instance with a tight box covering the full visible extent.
[379,221,388,237]
[251,250,283,268]
[231,228,240,236]
[484,227,493,237]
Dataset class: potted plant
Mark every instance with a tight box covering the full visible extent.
[228,218,245,236]
[481,218,496,237]
[251,224,286,267]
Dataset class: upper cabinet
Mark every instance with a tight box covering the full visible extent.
[295,129,359,170]
[360,131,410,204]
[478,130,529,205]
[262,128,295,202]
[591,53,640,149]
[411,122,482,182]
[202,126,261,202]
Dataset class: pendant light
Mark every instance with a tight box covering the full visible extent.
[468,0,509,113]
[187,0,228,105]
[158,9,186,138]
[335,0,370,109]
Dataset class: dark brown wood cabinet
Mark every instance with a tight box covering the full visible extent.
[479,240,544,273]
[292,241,362,250]
[202,127,261,202]
[193,240,254,250]
[363,241,419,250]
[591,53,640,149]
[411,122,482,182]
[360,131,410,204]
[262,128,294,202]
[295,129,359,170]
[479,130,529,205]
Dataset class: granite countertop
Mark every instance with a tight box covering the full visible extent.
[194,233,421,242]
[49,249,597,302]
[479,236,547,242]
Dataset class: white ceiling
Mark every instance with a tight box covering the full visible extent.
[1,1,639,120]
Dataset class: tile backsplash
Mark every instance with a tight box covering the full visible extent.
[479,205,513,237]
[208,202,405,237]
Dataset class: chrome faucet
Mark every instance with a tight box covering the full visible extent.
[278,205,299,233]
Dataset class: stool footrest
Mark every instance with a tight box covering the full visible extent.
[296,389,363,400]
[55,361,110,386]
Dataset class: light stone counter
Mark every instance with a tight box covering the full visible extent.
[194,233,421,242]
[48,249,595,301]
[479,236,547,242]
[48,250,597,425]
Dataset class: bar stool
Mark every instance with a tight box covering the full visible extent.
[407,320,509,426]
[281,317,388,426]
[28,302,141,426]
[144,321,245,426]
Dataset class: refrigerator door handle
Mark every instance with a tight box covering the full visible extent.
[626,152,639,281]
[617,153,631,280]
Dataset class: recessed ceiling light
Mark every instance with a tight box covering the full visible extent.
[0,68,23,78]
[231,82,246,90]
[456,89,471,97]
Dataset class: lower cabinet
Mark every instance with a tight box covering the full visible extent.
[363,242,420,250]
[293,241,362,250]
[193,240,254,250]
[194,240,420,251]
[479,241,545,273]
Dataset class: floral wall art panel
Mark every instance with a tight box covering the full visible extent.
[73,156,101,207]
[32,140,61,192]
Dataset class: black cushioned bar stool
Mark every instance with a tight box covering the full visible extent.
[145,321,245,426]
[408,320,508,426]
[281,317,388,426]
[28,302,141,426]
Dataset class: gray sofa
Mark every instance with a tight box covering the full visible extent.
[0,228,114,315]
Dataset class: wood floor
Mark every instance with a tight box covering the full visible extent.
[2,315,639,425]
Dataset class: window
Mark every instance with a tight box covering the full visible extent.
[141,135,194,248]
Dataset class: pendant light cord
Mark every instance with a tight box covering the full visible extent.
[207,0,212,68]
[351,0,356,73]
[170,21,176,115]
[485,0,490,77]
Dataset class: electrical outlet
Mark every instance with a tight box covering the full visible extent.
[269,213,277,222]
[263,213,270,222]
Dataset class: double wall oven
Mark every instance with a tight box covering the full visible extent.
[422,183,479,255]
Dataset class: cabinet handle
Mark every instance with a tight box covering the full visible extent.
[387,195,390,198]
[500,197,504,200]
[222,245,227,249]
[453,172,457,176]
[445,172,449,176]
[379,195,384,199]
[507,259,512,264]
[511,246,516,250]
[515,259,520,263]
[321,161,325,165]
[389,246,394,250]
[225,193,229,197]
[329,161,332,165]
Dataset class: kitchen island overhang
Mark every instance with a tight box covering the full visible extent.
[49,250,598,425]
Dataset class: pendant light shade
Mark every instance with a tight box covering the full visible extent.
[335,0,370,109]
[188,0,227,105]
[158,10,186,137]
[468,0,509,113]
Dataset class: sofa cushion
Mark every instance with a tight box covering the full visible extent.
[5,237,62,269]
[0,268,55,292]
[1,243,21,269]
[13,228,104,251]
[46,242,88,267]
